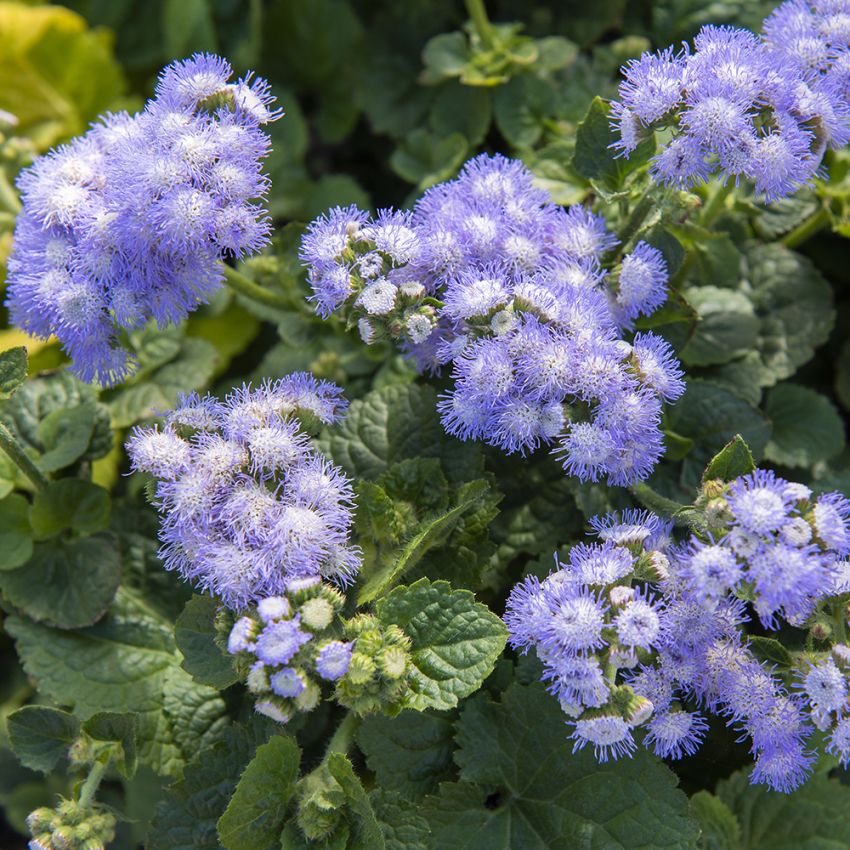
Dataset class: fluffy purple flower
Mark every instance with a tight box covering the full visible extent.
[316,640,354,681]
[570,715,636,762]
[727,469,795,535]
[614,243,669,326]
[611,9,848,200]
[255,617,312,666]
[644,710,708,759]
[126,375,359,609]
[7,54,278,385]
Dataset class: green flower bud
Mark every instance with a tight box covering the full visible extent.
[300,597,334,631]
[295,680,321,712]
[246,663,270,693]
[378,646,409,679]
[345,653,376,685]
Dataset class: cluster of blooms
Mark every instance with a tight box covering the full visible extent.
[226,579,412,724]
[505,470,850,792]
[27,800,116,850]
[612,2,850,200]
[300,155,684,486]
[227,579,351,724]
[126,373,360,609]
[6,53,279,385]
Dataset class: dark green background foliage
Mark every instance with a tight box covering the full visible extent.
[1,0,850,848]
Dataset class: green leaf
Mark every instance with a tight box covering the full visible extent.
[0,4,124,150]
[82,712,138,778]
[149,722,272,850]
[0,371,112,463]
[29,479,111,538]
[746,636,793,671]
[174,595,239,690]
[702,436,755,484]
[320,384,483,484]
[0,534,121,629]
[5,588,227,777]
[106,334,219,428]
[390,128,468,188]
[430,83,491,147]
[716,767,850,849]
[358,480,492,604]
[326,753,387,850]
[421,32,470,84]
[493,75,555,148]
[376,578,507,711]
[572,96,655,188]
[660,380,771,495]
[0,493,33,570]
[680,287,759,367]
[162,0,217,57]
[370,790,430,850]
[7,706,80,774]
[36,404,97,472]
[746,244,835,387]
[0,347,27,400]
[423,682,699,850]
[356,710,456,799]
[764,383,845,467]
[690,791,741,850]
[217,735,300,850]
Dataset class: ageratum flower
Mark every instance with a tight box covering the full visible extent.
[301,154,684,486]
[611,9,850,200]
[7,54,279,385]
[126,373,359,609]
[503,470,850,792]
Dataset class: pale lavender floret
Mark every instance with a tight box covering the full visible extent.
[227,616,257,654]
[7,54,278,386]
[254,616,312,666]
[727,469,795,535]
[588,509,664,548]
[644,710,708,759]
[813,492,850,554]
[678,539,743,599]
[631,333,686,401]
[564,542,635,585]
[538,582,609,655]
[570,715,636,762]
[796,657,847,713]
[125,426,191,480]
[827,716,850,766]
[270,667,306,698]
[256,596,291,623]
[315,640,354,681]
[614,590,662,649]
[615,242,668,325]
[617,47,687,125]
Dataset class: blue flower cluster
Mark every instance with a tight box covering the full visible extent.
[300,155,683,486]
[226,579,353,725]
[7,54,278,385]
[126,373,359,609]
[505,472,850,792]
[612,2,850,200]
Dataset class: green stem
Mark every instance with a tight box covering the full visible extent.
[77,760,108,810]
[608,192,657,263]
[780,207,831,249]
[0,422,47,490]
[324,713,360,760]
[464,0,496,48]
[700,180,734,227]
[222,263,290,310]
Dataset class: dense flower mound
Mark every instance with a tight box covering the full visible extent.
[126,373,359,609]
[505,474,850,792]
[300,154,684,486]
[612,1,850,199]
[6,53,279,385]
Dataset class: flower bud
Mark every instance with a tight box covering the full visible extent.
[300,597,334,631]
[609,586,635,608]
[345,653,376,685]
[378,646,409,679]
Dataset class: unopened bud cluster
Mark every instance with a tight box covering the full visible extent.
[227,579,413,722]
[27,800,115,850]
[333,613,412,717]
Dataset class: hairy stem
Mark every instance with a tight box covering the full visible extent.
[77,760,108,810]
[465,0,497,49]
[780,207,831,249]
[324,713,360,760]
[0,422,47,490]
[222,263,290,310]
